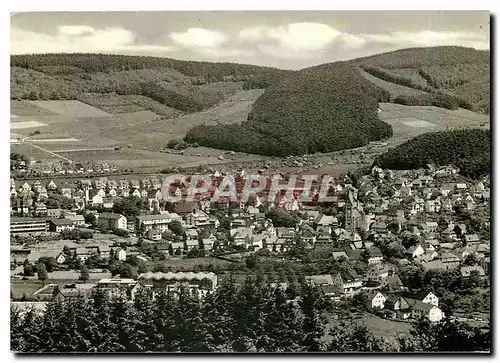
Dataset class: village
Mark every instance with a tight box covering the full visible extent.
[10,161,491,328]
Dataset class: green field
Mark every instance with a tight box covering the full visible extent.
[359,69,430,100]
[10,91,267,170]
[326,311,412,342]
[377,102,489,145]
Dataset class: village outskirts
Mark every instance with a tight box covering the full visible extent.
[10,162,490,328]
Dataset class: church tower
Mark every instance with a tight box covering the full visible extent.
[344,188,357,237]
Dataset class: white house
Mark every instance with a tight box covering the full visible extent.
[115,248,127,261]
[99,213,128,230]
[367,291,387,309]
[406,244,425,259]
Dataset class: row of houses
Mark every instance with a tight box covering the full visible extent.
[52,272,219,301]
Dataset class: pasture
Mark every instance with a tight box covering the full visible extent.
[10,94,269,170]
[28,100,111,117]
[377,102,490,146]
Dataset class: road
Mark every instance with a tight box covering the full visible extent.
[28,143,73,162]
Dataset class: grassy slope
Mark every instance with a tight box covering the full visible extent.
[351,46,490,113]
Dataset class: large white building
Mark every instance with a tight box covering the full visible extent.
[98,213,127,230]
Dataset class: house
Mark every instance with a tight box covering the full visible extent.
[384,295,411,319]
[409,300,444,322]
[367,247,384,265]
[141,178,152,189]
[438,252,461,269]
[99,213,127,230]
[66,214,85,227]
[305,274,334,287]
[460,266,486,278]
[315,234,333,246]
[147,228,162,241]
[421,221,438,234]
[366,264,391,284]
[366,291,387,309]
[118,179,130,191]
[406,244,425,259]
[464,234,481,245]
[47,180,58,190]
[92,195,103,206]
[298,224,316,246]
[202,238,215,251]
[150,177,162,189]
[404,291,439,307]
[56,252,67,264]
[332,271,363,296]
[231,227,254,247]
[315,214,338,228]
[169,241,184,255]
[99,246,111,260]
[94,178,108,189]
[185,209,210,228]
[381,273,407,293]
[136,214,172,234]
[113,248,127,261]
[33,202,47,216]
[454,224,467,237]
[102,197,115,209]
[400,186,412,197]
[331,251,349,260]
[424,200,441,213]
[75,247,90,262]
[185,239,199,252]
[440,184,454,196]
[48,218,75,233]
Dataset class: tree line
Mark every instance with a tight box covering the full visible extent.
[374,129,490,179]
[11,276,489,353]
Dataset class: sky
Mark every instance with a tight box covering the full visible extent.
[10,11,490,70]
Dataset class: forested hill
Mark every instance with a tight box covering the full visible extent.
[10,53,289,113]
[374,129,490,178]
[11,53,287,82]
[185,63,393,156]
[351,46,490,114]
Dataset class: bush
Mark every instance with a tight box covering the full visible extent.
[113,229,130,238]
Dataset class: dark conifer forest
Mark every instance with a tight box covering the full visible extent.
[374,129,490,178]
[11,277,490,353]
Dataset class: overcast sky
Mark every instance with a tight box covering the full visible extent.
[11,11,490,70]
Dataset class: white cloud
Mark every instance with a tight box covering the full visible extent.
[361,30,489,49]
[340,33,367,49]
[58,25,96,36]
[11,26,176,55]
[239,22,341,52]
[238,23,489,60]
[169,28,227,49]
